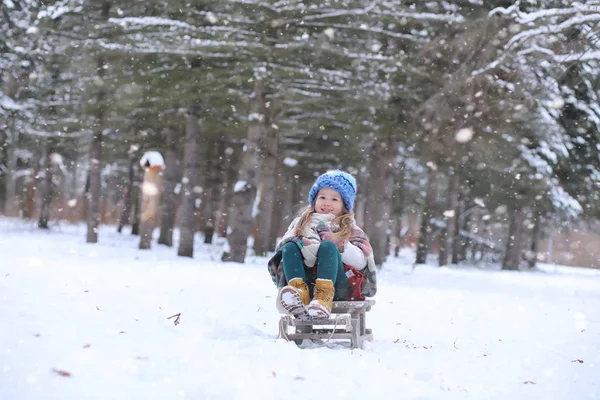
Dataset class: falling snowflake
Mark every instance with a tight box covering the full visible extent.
[323,28,335,39]
[205,12,218,24]
[548,98,565,109]
[455,127,474,143]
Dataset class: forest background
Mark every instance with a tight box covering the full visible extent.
[2,0,600,270]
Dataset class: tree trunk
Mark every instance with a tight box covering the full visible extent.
[215,144,238,238]
[222,81,270,263]
[393,163,405,257]
[502,206,527,270]
[158,129,180,246]
[0,128,6,212]
[22,160,39,220]
[86,121,103,241]
[364,135,395,267]
[439,166,460,266]
[215,196,229,238]
[451,189,465,264]
[269,160,290,246]
[131,182,140,236]
[118,151,136,233]
[200,136,222,245]
[457,211,470,263]
[139,167,163,249]
[253,124,278,256]
[194,135,209,239]
[210,138,227,243]
[102,174,116,224]
[3,118,19,217]
[528,208,541,269]
[200,149,214,244]
[222,181,256,263]
[86,4,109,243]
[354,172,367,228]
[81,172,90,222]
[415,167,437,265]
[69,141,84,222]
[178,108,203,258]
[38,138,55,229]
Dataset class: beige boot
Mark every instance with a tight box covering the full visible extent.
[307,279,335,319]
[278,278,310,319]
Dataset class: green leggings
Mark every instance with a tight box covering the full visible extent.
[281,240,349,300]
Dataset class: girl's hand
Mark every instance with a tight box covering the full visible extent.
[315,221,345,252]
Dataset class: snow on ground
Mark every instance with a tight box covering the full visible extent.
[1,217,599,400]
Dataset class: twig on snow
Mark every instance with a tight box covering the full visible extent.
[167,313,181,325]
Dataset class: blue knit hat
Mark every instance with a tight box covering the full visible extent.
[308,170,357,211]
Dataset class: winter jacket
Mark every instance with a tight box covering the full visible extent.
[267,214,377,299]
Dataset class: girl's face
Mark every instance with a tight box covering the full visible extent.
[314,187,344,216]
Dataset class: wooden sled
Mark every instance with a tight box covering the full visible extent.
[278,300,375,349]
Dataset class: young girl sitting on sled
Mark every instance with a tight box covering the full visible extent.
[267,170,377,319]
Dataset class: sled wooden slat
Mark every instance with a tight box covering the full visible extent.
[332,301,375,312]
[288,315,352,329]
[278,300,375,349]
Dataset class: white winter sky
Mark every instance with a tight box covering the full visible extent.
[1,217,598,400]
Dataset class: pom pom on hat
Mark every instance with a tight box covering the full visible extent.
[308,170,357,211]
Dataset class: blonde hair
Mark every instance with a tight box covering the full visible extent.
[293,205,355,242]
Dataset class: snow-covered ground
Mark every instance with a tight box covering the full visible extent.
[1,217,599,400]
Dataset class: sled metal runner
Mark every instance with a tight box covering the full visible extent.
[278,300,375,349]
